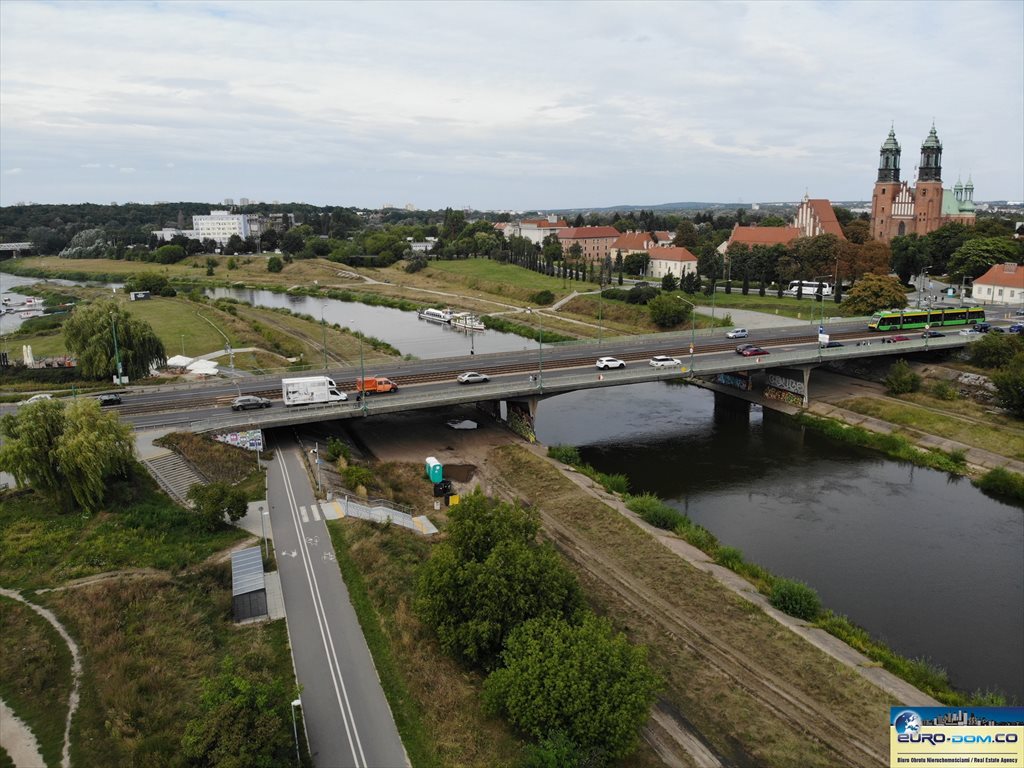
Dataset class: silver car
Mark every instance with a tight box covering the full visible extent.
[231,395,272,411]
[649,355,681,368]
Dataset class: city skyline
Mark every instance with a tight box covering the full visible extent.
[1,1,1022,209]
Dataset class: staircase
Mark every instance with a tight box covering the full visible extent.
[144,452,204,506]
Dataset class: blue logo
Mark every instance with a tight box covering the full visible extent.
[894,710,922,735]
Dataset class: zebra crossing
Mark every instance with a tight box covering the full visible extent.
[295,498,437,535]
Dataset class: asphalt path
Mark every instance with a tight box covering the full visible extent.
[267,434,407,768]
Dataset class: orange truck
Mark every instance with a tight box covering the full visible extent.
[355,376,399,395]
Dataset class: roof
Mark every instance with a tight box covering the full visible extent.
[727,225,800,247]
[521,218,567,228]
[807,199,846,239]
[556,226,621,240]
[941,189,975,216]
[653,230,674,243]
[647,246,696,262]
[974,262,1024,289]
[612,231,655,251]
[231,546,266,597]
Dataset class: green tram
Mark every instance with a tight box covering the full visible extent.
[869,307,986,331]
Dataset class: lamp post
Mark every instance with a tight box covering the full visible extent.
[598,278,604,345]
[677,296,696,372]
[917,265,933,309]
[180,334,185,356]
[290,699,302,766]
[110,312,123,385]
[352,321,367,414]
[320,303,327,370]
[526,307,543,389]
[924,323,931,350]
[959,275,973,308]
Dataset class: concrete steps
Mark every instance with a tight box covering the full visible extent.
[144,452,204,506]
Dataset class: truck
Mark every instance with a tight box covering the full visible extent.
[355,376,399,396]
[281,376,348,406]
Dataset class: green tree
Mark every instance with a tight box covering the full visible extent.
[923,222,973,274]
[660,272,678,292]
[970,333,1024,370]
[0,398,134,512]
[63,300,166,381]
[483,614,661,761]
[647,293,689,328]
[415,493,583,670]
[622,252,649,276]
[890,234,929,285]
[840,273,908,315]
[842,219,870,244]
[27,225,67,254]
[266,256,284,273]
[992,353,1024,418]
[186,482,248,531]
[153,244,187,264]
[884,360,921,395]
[947,237,1022,282]
[832,206,854,226]
[181,655,293,768]
[281,230,304,255]
[124,272,175,296]
[671,220,698,248]
[758,214,788,227]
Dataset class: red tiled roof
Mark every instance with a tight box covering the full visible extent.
[521,218,568,228]
[727,225,800,247]
[653,230,674,243]
[974,262,1024,288]
[557,226,621,240]
[612,231,654,251]
[808,199,846,239]
[647,246,696,262]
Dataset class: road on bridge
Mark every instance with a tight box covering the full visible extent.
[267,433,407,768]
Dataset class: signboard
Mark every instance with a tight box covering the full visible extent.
[889,706,1023,767]
[214,429,264,452]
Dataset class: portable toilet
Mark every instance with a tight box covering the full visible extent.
[425,456,443,483]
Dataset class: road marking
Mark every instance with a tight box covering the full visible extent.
[273,438,367,767]
[299,505,309,523]
[311,504,321,521]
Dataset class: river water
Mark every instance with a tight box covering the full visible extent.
[5,270,1022,701]
[535,382,1024,702]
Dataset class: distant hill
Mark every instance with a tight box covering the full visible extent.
[543,200,872,215]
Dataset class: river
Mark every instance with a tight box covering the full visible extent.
[534,382,1024,702]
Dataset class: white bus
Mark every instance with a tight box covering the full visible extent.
[784,280,833,297]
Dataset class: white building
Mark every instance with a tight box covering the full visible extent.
[192,210,251,245]
[647,246,698,279]
[151,227,197,242]
[972,262,1024,306]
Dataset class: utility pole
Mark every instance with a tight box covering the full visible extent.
[110,312,123,385]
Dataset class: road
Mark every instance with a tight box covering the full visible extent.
[267,433,407,768]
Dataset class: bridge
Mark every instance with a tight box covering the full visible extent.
[133,323,977,437]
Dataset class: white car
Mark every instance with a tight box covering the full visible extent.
[958,328,982,336]
[596,357,625,370]
[725,328,749,339]
[20,393,53,404]
[457,371,490,384]
[649,355,681,368]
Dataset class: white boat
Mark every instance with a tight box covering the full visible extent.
[20,310,44,318]
[418,307,453,324]
[451,312,485,331]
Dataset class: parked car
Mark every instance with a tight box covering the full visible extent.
[739,346,768,357]
[457,371,490,384]
[1008,324,1024,334]
[96,393,122,406]
[231,395,272,411]
[725,328,748,339]
[958,328,982,336]
[821,341,844,348]
[649,355,681,368]
[595,356,625,370]
[883,335,911,343]
[20,393,53,405]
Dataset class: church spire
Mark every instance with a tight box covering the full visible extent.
[918,123,943,182]
[877,126,901,183]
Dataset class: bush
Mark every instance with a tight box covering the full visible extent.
[266,256,284,273]
[404,255,427,273]
[342,465,374,492]
[972,467,1024,505]
[970,333,1024,369]
[625,493,687,530]
[769,578,822,620]
[547,445,581,465]
[714,546,745,571]
[931,380,958,401]
[884,360,921,395]
[530,289,555,306]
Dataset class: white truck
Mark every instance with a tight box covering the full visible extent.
[281,376,348,406]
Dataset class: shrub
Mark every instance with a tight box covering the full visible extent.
[885,359,921,395]
[547,445,581,465]
[625,493,687,530]
[342,465,374,491]
[530,289,555,306]
[266,256,283,273]
[769,578,822,620]
[931,380,958,400]
[681,524,718,553]
[405,255,427,273]
[714,546,745,571]
[973,467,1024,505]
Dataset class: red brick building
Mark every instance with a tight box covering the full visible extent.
[557,226,621,263]
[870,125,976,243]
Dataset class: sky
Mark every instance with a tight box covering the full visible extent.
[1,0,1022,211]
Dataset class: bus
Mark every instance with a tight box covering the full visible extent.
[868,307,985,331]
[784,280,833,297]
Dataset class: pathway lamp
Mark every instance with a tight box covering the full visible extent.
[525,307,544,389]
[959,276,973,308]
[110,312,123,385]
[917,266,933,309]
[291,699,302,766]
[352,321,367,414]
[677,296,697,373]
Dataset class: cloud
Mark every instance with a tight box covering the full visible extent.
[80,162,101,168]
[166,162,175,168]
[4,167,23,175]
[119,167,136,174]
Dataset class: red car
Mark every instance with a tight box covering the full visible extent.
[883,335,910,343]
[739,346,768,357]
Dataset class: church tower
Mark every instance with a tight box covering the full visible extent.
[871,127,907,241]
[915,123,944,233]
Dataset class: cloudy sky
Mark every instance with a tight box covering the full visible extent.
[1,1,1021,210]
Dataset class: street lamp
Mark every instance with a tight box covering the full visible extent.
[924,323,931,350]
[959,275,973,308]
[677,296,696,372]
[320,302,327,370]
[110,312,124,385]
[290,699,302,766]
[525,307,544,389]
[352,321,367,414]
[917,265,933,309]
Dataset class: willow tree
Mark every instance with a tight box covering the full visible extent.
[0,398,134,512]
[63,300,166,381]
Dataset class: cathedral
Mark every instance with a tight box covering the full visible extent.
[870,124,976,243]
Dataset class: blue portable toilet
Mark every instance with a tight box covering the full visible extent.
[425,456,443,483]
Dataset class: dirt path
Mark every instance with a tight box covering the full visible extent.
[0,588,81,768]
[0,697,45,768]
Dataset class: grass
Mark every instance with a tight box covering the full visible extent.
[0,470,245,590]
[836,396,1024,462]
[973,467,1024,506]
[483,314,576,343]
[0,594,73,767]
[546,444,629,494]
[420,259,571,300]
[155,432,266,489]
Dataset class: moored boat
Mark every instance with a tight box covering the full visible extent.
[418,307,453,324]
[450,312,485,331]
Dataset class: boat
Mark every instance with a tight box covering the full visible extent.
[450,312,485,331]
[20,310,44,318]
[418,307,453,324]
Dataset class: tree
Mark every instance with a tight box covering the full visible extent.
[260,228,280,251]
[696,246,722,281]
[415,493,583,670]
[970,333,1024,370]
[27,226,67,254]
[280,230,305,255]
[660,272,678,292]
[840,273,908,315]
[59,228,109,259]
[483,614,661,761]
[266,256,283,273]
[153,244,187,264]
[647,293,689,328]
[947,237,1022,282]
[758,215,788,227]
[842,219,870,244]
[890,234,929,285]
[622,252,649,276]
[0,398,134,512]
[186,482,248,531]
[124,272,175,296]
[832,206,854,226]
[923,222,973,274]
[992,353,1024,418]
[181,655,293,768]
[671,220,698,248]
[884,360,921,395]
[63,300,166,381]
